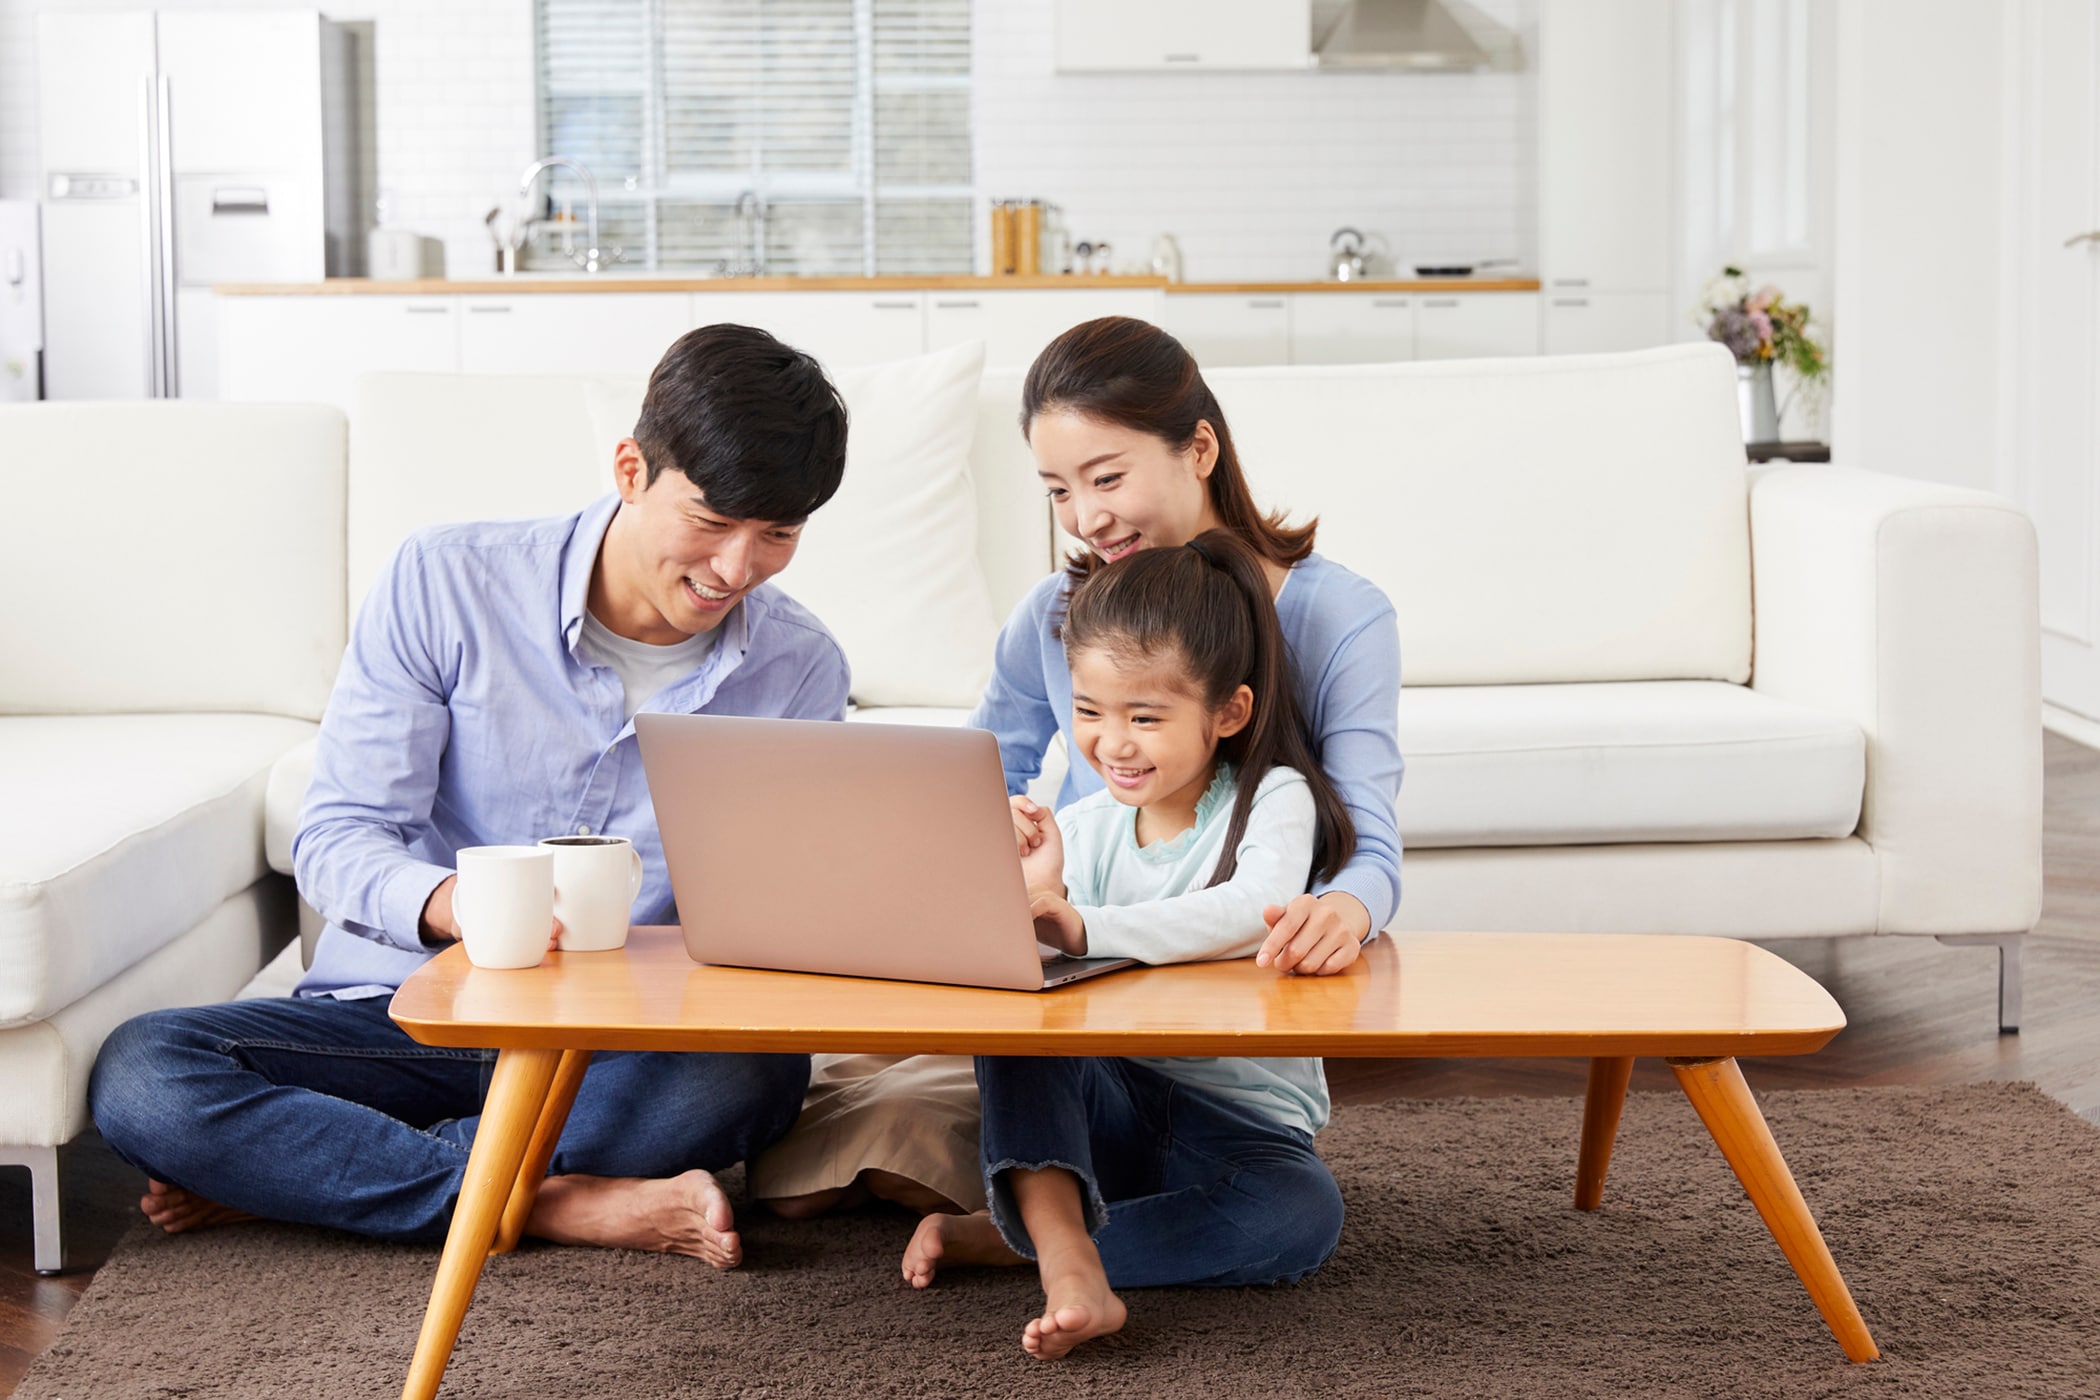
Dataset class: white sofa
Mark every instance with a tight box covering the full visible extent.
[1,342,2042,1275]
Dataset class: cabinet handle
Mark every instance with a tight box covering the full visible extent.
[933,299,980,309]
[467,305,511,314]
[1248,299,1285,309]
[1552,278,1590,288]
[1164,52,1200,63]
[1552,298,1590,308]
[873,300,919,309]
[1371,299,1410,308]
[1421,298,1460,308]
[404,304,448,315]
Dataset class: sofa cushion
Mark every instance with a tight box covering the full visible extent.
[0,714,317,1026]
[1398,681,1864,847]
[0,401,347,720]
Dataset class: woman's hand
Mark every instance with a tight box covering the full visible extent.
[1028,888,1087,957]
[1011,795,1065,895]
[1256,891,1371,976]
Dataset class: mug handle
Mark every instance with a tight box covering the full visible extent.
[628,847,644,900]
[450,874,470,940]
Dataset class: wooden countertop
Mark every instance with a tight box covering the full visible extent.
[214,274,1541,296]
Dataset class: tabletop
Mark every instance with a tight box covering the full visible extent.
[388,927,1846,1060]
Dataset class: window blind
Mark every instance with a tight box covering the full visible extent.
[533,0,972,274]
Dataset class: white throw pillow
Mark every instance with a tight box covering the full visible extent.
[584,338,998,708]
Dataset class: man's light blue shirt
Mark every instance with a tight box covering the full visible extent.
[291,494,851,998]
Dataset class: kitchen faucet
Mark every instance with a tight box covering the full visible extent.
[518,156,614,273]
[728,190,768,277]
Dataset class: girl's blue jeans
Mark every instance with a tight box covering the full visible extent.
[87,993,810,1243]
[974,1054,1344,1287]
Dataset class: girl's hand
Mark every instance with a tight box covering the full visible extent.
[1028,888,1087,957]
[1256,891,1371,975]
[1011,796,1065,894]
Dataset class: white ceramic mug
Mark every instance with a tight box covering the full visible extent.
[452,845,555,970]
[539,835,645,952]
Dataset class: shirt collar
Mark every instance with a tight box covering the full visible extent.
[561,493,626,658]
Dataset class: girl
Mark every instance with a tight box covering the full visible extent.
[751,316,1401,1223]
[901,528,1357,1358]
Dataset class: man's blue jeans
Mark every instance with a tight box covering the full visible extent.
[975,1055,1343,1288]
[88,995,810,1243]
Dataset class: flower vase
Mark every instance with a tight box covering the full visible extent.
[1737,362,1780,443]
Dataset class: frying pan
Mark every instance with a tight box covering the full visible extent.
[1410,257,1519,277]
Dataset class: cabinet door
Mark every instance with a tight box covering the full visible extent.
[457,293,692,374]
[1537,0,1673,294]
[1414,294,1541,361]
[218,295,458,408]
[1541,292,1672,355]
[1055,0,1310,71]
[693,292,925,371]
[1288,294,1416,364]
[1156,295,1291,367]
[925,288,1163,370]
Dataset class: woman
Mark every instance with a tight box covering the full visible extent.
[750,316,1404,1224]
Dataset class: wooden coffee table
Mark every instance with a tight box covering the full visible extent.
[388,928,1877,1398]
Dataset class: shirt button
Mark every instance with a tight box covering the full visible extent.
[576,824,592,836]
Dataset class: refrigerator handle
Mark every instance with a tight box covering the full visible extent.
[154,73,179,398]
[137,73,162,397]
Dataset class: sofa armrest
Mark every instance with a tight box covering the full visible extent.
[1748,465,2041,935]
[264,737,317,877]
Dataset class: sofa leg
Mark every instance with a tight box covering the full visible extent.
[0,1144,64,1274]
[1935,933,2024,1034]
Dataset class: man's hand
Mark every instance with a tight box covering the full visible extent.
[1010,795,1066,896]
[419,873,562,951]
[1028,888,1087,957]
[1256,891,1371,976]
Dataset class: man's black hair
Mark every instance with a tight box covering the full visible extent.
[632,323,849,522]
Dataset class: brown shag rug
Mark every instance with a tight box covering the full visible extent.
[17,1083,2100,1399]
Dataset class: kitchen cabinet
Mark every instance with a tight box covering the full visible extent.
[219,293,458,405]
[1055,0,1310,71]
[924,288,1161,370]
[1414,293,1541,360]
[1288,294,1417,364]
[1538,0,1674,298]
[693,292,925,371]
[458,292,690,374]
[1156,294,1292,367]
[1541,292,1673,356]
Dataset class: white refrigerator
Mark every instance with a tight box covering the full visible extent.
[36,9,368,400]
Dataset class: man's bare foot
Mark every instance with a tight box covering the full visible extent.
[527,1169,743,1269]
[1024,1268,1127,1359]
[900,1209,1022,1289]
[140,1180,255,1234]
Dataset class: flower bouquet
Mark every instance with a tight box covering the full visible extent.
[1697,266,1828,442]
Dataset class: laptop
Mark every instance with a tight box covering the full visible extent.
[635,713,1140,991]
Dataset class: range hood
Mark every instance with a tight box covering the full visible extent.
[1311,0,1496,71]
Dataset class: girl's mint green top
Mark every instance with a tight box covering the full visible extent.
[1058,763,1329,1136]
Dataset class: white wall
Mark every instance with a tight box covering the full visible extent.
[972,0,1537,282]
[1830,0,2006,490]
[0,0,537,279]
[0,0,1536,284]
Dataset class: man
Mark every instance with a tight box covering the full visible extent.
[90,324,850,1269]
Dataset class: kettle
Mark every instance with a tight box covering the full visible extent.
[1329,227,1368,282]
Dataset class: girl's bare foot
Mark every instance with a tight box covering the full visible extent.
[1024,1267,1127,1359]
[900,1209,1022,1288]
[528,1169,744,1269]
[140,1180,256,1234]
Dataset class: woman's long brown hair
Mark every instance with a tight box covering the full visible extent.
[1022,316,1317,583]
[1059,528,1355,887]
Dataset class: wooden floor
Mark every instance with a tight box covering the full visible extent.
[4,731,2097,1393]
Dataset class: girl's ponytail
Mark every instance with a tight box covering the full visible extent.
[1060,528,1356,886]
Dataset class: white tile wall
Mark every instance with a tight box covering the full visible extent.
[974,0,1538,281]
[0,0,1535,282]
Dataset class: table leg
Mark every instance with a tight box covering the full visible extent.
[401,1046,563,1400]
[1667,1056,1879,1363]
[492,1048,594,1254]
[1574,1055,1634,1210]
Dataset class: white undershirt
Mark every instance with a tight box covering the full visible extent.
[578,610,717,721]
